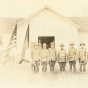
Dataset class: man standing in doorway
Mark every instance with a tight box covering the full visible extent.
[58,44,67,72]
[38,43,42,50]
[31,44,40,73]
[38,40,42,50]
[40,43,49,73]
[49,42,57,72]
[68,42,77,72]
[78,42,87,72]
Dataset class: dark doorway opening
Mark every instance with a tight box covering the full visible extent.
[38,36,55,49]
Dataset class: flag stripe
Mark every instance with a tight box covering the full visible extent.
[4,24,17,58]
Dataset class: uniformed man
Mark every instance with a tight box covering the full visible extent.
[68,42,77,72]
[40,43,49,72]
[78,42,87,72]
[31,44,40,73]
[49,42,57,72]
[58,43,67,72]
[38,42,42,50]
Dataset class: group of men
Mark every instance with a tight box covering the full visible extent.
[31,42,87,73]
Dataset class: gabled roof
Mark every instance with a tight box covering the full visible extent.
[67,17,88,31]
[17,5,81,30]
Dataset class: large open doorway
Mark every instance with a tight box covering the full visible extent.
[38,36,55,49]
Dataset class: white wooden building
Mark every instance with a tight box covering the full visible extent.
[1,5,84,62]
[14,5,81,62]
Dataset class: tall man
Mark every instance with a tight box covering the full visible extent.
[49,42,57,72]
[40,43,49,72]
[31,44,40,73]
[68,42,77,72]
[78,42,87,72]
[58,44,67,72]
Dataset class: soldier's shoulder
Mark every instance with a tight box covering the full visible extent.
[58,49,60,52]
[74,48,77,50]
[84,48,87,51]
[68,48,71,51]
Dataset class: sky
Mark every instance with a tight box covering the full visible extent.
[0,0,88,18]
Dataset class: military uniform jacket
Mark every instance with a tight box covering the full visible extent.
[58,49,67,62]
[32,49,40,61]
[40,49,49,62]
[48,48,57,61]
[78,48,87,61]
[68,48,77,61]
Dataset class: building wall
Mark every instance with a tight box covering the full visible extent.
[0,9,80,61]
[30,9,78,50]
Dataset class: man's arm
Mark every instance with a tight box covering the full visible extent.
[65,50,67,62]
[78,49,80,63]
[47,50,49,62]
[55,49,57,60]
[57,50,59,62]
[40,50,42,62]
[67,49,70,61]
[75,49,78,61]
[31,51,33,60]
[85,49,87,61]
[48,48,50,61]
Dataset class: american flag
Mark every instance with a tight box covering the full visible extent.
[5,24,17,58]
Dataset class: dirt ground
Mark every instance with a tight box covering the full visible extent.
[0,62,88,88]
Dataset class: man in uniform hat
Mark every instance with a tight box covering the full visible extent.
[38,40,42,50]
[68,42,77,72]
[49,42,57,72]
[78,42,87,72]
[40,43,49,72]
[38,43,42,50]
[31,44,40,73]
[58,43,67,72]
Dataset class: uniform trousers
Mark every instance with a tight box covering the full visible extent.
[33,60,40,73]
[69,61,76,72]
[59,62,66,72]
[49,60,56,71]
[41,61,48,72]
[80,61,87,72]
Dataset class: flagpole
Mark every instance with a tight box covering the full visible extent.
[28,22,30,63]
[15,20,17,63]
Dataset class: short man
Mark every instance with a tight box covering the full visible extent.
[31,44,40,73]
[58,44,67,72]
[68,42,77,72]
[49,42,57,72]
[78,42,87,72]
[40,43,49,72]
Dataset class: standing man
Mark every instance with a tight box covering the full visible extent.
[58,44,67,72]
[31,44,40,73]
[38,40,42,50]
[40,43,49,73]
[68,42,77,72]
[38,43,42,50]
[78,42,87,72]
[49,42,57,72]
